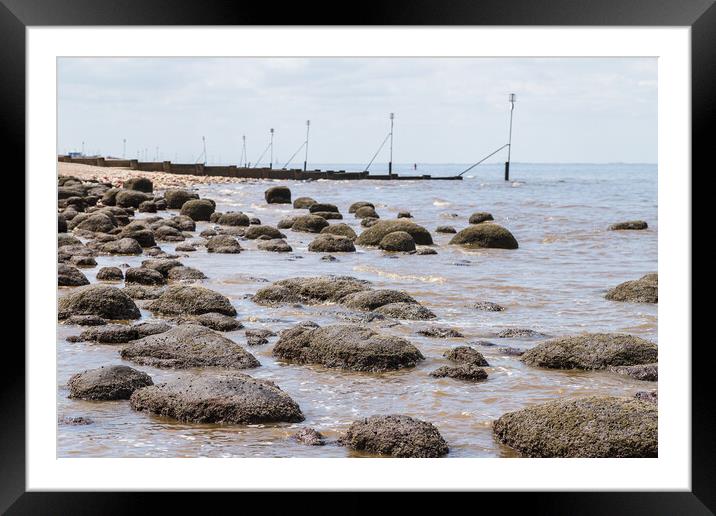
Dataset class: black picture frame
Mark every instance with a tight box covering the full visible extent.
[5,0,709,513]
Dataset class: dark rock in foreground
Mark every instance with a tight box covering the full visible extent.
[68,365,153,400]
[430,364,488,382]
[180,199,215,221]
[121,324,259,369]
[339,415,449,458]
[493,396,657,457]
[609,220,648,231]
[130,373,304,424]
[521,333,657,370]
[147,285,236,316]
[605,273,658,304]
[449,223,518,249]
[58,285,141,320]
[273,323,424,372]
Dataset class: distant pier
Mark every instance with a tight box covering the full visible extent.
[57,156,463,181]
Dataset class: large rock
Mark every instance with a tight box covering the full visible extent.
[320,223,357,240]
[610,363,658,381]
[273,323,424,372]
[164,189,199,209]
[206,235,242,253]
[308,234,356,253]
[348,201,374,213]
[341,289,419,311]
[493,396,657,457]
[121,324,258,369]
[521,333,657,370]
[244,225,285,240]
[119,222,156,247]
[193,312,243,332]
[58,285,140,320]
[354,205,379,219]
[141,258,183,277]
[123,177,153,193]
[253,276,370,305]
[610,220,648,231]
[96,266,124,281]
[115,190,152,208]
[180,199,215,221]
[216,212,250,226]
[356,220,433,246]
[379,231,416,252]
[78,324,140,343]
[265,186,292,204]
[290,214,329,233]
[147,285,236,316]
[167,266,207,281]
[468,212,494,224]
[101,237,143,255]
[338,415,448,458]
[130,373,304,424]
[58,264,90,286]
[449,223,518,249]
[374,302,436,320]
[605,273,657,303]
[68,365,153,400]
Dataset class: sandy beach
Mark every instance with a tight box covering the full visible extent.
[58,161,252,189]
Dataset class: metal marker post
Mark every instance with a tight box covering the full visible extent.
[388,113,394,177]
[505,93,516,181]
[304,120,310,172]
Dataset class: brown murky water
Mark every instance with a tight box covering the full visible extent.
[57,163,657,457]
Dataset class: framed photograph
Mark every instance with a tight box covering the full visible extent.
[9,0,709,512]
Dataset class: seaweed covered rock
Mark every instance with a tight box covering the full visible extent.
[609,220,648,231]
[244,225,285,240]
[373,302,436,320]
[468,212,494,224]
[308,234,356,253]
[123,177,153,193]
[206,234,242,254]
[339,415,448,458]
[605,273,657,304]
[101,237,143,255]
[166,266,206,281]
[449,223,518,249]
[473,301,505,312]
[378,231,416,252]
[265,186,292,204]
[216,212,250,226]
[74,213,116,233]
[320,223,357,240]
[436,225,456,234]
[68,365,153,400]
[291,214,329,233]
[341,289,419,312]
[444,346,489,366]
[164,189,199,209]
[118,222,156,248]
[257,239,292,253]
[354,205,379,219]
[125,267,167,286]
[147,285,236,316]
[293,197,317,209]
[115,190,152,208]
[348,201,374,213]
[493,396,657,457]
[417,326,464,338]
[141,258,183,277]
[121,324,258,369]
[430,364,488,382]
[293,427,325,446]
[58,285,140,320]
[58,264,90,286]
[309,203,339,214]
[253,276,370,305]
[180,199,215,221]
[610,363,658,381]
[78,324,140,343]
[521,333,657,370]
[356,220,433,246]
[273,323,424,372]
[193,312,244,332]
[130,373,304,424]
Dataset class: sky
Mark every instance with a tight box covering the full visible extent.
[57,57,657,165]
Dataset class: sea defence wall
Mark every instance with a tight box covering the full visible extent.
[57,156,461,181]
